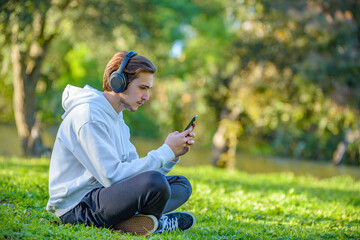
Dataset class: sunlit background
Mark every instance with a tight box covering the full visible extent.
[1,0,359,179]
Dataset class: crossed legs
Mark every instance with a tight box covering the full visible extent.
[60,171,192,228]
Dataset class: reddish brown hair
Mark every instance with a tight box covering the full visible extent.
[103,51,157,91]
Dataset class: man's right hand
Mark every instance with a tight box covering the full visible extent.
[165,127,195,158]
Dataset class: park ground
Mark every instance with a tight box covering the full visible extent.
[0,156,359,239]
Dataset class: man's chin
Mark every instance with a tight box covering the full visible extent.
[126,105,138,112]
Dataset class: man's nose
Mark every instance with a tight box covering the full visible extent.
[142,91,149,101]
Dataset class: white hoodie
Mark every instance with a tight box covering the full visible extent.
[46,85,177,217]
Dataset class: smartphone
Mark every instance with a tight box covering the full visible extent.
[184,115,198,131]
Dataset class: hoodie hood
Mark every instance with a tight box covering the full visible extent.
[61,84,118,120]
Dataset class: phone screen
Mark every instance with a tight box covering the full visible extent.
[184,115,198,131]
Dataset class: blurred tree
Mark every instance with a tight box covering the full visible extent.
[1,0,359,166]
[174,0,249,169]
[178,0,360,168]
[0,0,200,157]
[0,0,73,157]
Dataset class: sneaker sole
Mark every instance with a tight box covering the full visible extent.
[114,214,158,236]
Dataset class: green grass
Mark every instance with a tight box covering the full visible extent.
[1,156,359,239]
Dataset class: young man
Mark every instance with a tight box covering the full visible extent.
[46,51,196,235]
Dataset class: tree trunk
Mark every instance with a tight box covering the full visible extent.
[332,129,360,165]
[11,42,47,157]
[211,106,242,169]
[11,17,53,157]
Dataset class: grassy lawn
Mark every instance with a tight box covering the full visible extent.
[1,156,359,239]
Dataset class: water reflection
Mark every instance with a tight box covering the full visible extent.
[0,124,58,156]
[133,137,360,180]
[1,125,359,180]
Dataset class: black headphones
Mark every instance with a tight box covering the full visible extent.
[109,51,137,93]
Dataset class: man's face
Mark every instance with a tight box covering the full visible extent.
[119,72,153,112]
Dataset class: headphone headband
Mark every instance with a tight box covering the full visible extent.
[118,51,137,74]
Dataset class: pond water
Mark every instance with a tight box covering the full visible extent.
[1,124,359,180]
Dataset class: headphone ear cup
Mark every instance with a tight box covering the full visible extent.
[109,51,137,93]
[110,71,127,93]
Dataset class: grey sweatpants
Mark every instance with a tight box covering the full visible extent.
[59,171,192,228]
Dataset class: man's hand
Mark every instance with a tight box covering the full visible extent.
[165,124,196,160]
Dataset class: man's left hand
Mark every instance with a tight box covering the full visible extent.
[172,130,196,162]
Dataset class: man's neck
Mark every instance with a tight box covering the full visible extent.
[103,91,125,114]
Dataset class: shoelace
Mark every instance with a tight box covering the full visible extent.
[159,215,179,232]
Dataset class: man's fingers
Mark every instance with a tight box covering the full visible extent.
[181,128,192,136]
[188,132,196,138]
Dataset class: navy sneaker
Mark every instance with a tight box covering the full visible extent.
[156,211,195,233]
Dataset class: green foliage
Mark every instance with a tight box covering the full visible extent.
[55,43,101,91]
[0,73,13,123]
[1,157,360,239]
[239,73,358,162]
[175,0,360,163]
[123,108,161,139]
[1,0,360,164]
